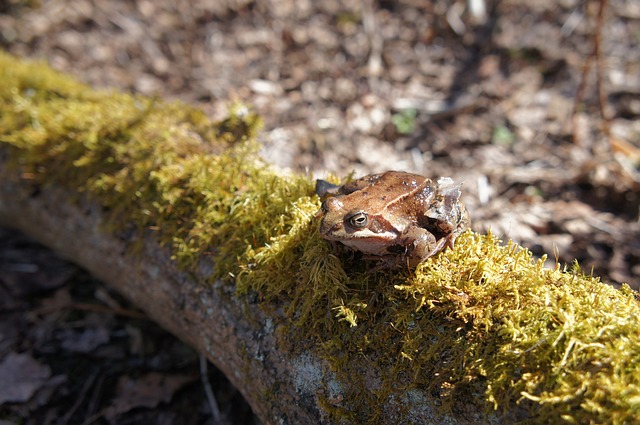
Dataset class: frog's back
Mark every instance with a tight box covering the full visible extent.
[339,171,434,215]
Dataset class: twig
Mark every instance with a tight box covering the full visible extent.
[571,0,610,144]
[60,370,99,425]
[32,302,149,320]
[594,0,610,136]
[200,354,224,425]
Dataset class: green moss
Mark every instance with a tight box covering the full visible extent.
[0,50,271,276]
[2,51,639,424]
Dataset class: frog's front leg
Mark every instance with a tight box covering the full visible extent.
[400,227,447,266]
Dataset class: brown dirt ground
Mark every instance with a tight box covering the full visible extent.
[1,0,639,424]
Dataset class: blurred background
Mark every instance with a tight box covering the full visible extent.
[1,0,639,423]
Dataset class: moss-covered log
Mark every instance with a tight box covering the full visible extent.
[1,52,639,424]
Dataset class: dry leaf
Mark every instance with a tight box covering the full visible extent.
[104,372,194,420]
[0,352,51,404]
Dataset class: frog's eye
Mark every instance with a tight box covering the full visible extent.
[347,211,368,228]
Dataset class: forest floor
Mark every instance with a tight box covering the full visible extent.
[1,0,639,424]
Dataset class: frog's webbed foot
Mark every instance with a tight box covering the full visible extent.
[366,233,457,271]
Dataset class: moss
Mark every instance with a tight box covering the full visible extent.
[2,51,640,424]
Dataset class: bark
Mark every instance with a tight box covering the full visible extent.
[0,152,490,425]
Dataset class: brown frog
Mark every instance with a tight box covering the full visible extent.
[316,171,470,268]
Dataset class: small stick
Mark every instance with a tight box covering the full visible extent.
[200,354,225,425]
[572,0,610,144]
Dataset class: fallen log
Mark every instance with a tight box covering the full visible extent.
[1,52,639,424]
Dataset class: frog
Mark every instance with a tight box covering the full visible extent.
[315,170,470,269]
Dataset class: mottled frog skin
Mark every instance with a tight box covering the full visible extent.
[316,171,469,268]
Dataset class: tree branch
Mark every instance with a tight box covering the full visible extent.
[2,52,639,425]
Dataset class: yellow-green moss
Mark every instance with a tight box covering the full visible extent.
[2,51,639,424]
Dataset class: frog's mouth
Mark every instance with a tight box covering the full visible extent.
[338,234,396,256]
[318,217,342,236]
